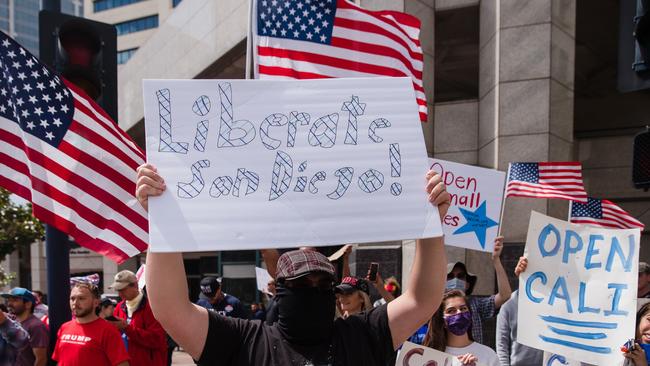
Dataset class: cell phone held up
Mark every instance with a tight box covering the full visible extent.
[368,262,379,282]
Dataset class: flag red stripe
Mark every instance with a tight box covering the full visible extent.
[57,140,135,195]
[570,218,625,229]
[30,204,131,263]
[506,191,585,201]
[507,182,588,193]
[258,46,410,78]
[0,174,32,201]
[0,150,30,176]
[68,121,140,170]
[72,97,145,162]
[539,162,582,167]
[330,35,423,78]
[602,212,644,228]
[332,19,423,62]
[258,64,331,79]
[375,10,421,30]
[258,60,426,97]
[538,175,584,179]
[27,174,148,252]
[336,0,420,44]
[66,80,145,160]
[1,129,147,232]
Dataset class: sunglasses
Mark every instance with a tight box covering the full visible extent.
[447,272,467,281]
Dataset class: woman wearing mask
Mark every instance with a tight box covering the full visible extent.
[423,290,499,366]
[335,276,372,318]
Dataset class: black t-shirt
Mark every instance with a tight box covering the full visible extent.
[198,304,395,366]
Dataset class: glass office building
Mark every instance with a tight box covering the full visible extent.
[0,0,82,57]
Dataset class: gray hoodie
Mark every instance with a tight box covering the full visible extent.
[496,290,543,366]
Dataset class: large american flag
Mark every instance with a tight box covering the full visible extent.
[570,197,645,230]
[505,162,588,203]
[253,0,428,122]
[0,31,147,263]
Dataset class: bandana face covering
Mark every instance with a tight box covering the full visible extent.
[276,285,336,345]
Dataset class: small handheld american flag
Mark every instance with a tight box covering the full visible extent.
[253,0,428,122]
[0,31,147,263]
[505,162,588,203]
[570,197,644,230]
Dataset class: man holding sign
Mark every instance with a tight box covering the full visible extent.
[138,164,450,365]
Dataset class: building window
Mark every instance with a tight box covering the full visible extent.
[434,6,479,102]
[115,15,158,36]
[93,0,144,13]
[172,0,183,7]
[117,47,138,64]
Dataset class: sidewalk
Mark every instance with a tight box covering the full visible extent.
[172,349,196,365]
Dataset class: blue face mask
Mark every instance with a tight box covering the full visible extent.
[446,278,466,291]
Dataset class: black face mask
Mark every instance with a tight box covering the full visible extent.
[276,284,336,345]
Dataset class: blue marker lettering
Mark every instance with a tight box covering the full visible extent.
[585,234,604,270]
[606,235,635,272]
[538,224,561,257]
[578,282,600,314]
[549,276,573,313]
[525,271,547,303]
[604,283,629,316]
[562,230,583,264]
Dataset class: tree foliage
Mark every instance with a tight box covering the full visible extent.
[0,188,44,259]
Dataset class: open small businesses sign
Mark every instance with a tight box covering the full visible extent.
[429,159,505,252]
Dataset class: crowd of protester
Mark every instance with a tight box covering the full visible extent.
[0,167,648,365]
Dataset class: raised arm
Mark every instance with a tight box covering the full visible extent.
[492,236,512,309]
[387,170,450,349]
[260,249,280,278]
[137,164,208,360]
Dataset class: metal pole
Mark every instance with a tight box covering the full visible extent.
[8,0,15,38]
[45,226,70,366]
[41,4,65,365]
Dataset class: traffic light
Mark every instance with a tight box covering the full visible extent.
[633,127,650,191]
[618,0,650,92]
[39,10,117,120]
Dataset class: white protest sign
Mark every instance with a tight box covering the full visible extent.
[518,211,640,366]
[429,159,505,252]
[542,352,582,366]
[143,78,441,252]
[396,341,462,366]
[255,267,273,294]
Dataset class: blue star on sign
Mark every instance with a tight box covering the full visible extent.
[453,200,499,249]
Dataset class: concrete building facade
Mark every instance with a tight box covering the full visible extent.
[83,0,182,66]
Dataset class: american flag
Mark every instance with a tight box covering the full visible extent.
[0,31,147,263]
[505,162,588,203]
[570,197,645,230]
[253,0,428,122]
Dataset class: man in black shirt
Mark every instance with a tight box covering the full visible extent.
[135,164,450,366]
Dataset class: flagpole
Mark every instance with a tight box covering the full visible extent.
[245,0,254,80]
[497,163,511,236]
[568,200,573,221]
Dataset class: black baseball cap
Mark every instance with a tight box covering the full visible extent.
[200,277,221,297]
